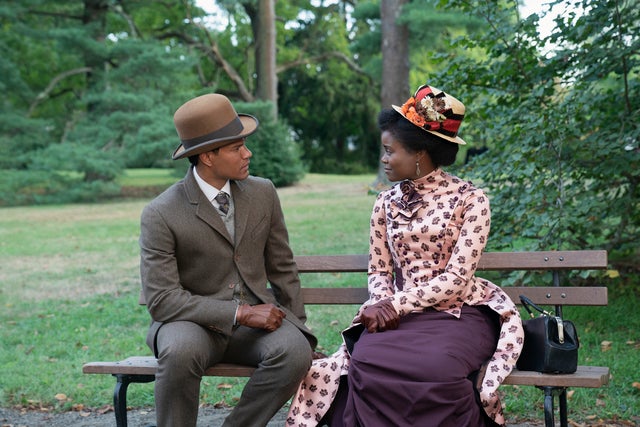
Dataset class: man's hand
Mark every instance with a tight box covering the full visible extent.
[356,299,399,333]
[236,303,286,332]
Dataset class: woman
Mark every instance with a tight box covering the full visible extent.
[287,84,523,427]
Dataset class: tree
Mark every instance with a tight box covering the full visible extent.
[434,0,639,268]
[375,0,410,188]
[252,0,278,117]
[0,0,309,205]
[276,1,380,173]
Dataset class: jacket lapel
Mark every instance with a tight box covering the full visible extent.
[231,179,250,245]
[184,167,234,245]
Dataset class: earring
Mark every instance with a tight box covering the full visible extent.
[415,161,421,176]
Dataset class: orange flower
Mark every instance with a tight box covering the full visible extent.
[406,108,426,127]
[400,97,415,115]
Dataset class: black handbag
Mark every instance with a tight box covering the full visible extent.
[516,295,580,374]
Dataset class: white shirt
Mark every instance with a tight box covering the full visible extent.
[193,167,231,210]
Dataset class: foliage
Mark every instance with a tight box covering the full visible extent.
[276,1,381,174]
[1,0,639,272]
[1,0,326,204]
[0,0,197,205]
[234,100,306,187]
[434,0,639,270]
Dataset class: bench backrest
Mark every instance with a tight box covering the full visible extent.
[295,250,608,309]
[295,250,608,273]
[139,250,608,309]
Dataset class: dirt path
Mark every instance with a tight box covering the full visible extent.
[1,405,284,427]
[3,405,637,426]
[0,405,590,427]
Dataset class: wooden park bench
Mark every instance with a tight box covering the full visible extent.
[83,250,610,427]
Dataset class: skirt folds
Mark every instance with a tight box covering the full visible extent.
[338,305,499,427]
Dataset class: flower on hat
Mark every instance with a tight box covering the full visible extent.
[400,95,450,129]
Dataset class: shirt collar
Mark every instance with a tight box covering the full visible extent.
[193,167,231,202]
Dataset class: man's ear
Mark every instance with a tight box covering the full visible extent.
[199,151,216,167]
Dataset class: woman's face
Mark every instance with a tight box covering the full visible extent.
[380,130,418,182]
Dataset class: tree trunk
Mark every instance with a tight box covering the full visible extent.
[374,0,409,188]
[255,0,278,119]
[82,0,109,111]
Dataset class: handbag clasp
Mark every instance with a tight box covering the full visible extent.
[554,316,565,344]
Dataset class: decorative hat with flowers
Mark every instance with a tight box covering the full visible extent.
[392,84,466,145]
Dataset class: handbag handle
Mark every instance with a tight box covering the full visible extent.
[519,295,566,343]
[519,294,554,318]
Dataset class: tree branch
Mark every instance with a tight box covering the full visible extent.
[110,4,140,38]
[158,30,254,101]
[28,67,92,117]
[277,51,371,82]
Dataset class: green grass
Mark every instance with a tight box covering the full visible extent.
[116,168,179,187]
[0,172,638,423]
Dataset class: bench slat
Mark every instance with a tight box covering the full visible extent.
[294,250,608,273]
[296,254,368,272]
[300,286,608,307]
[476,250,608,271]
[301,287,368,304]
[503,366,610,388]
[503,286,608,306]
[138,251,608,305]
[83,357,609,389]
[83,357,257,377]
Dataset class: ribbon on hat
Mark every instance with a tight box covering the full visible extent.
[179,117,244,150]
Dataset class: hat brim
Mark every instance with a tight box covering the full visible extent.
[391,105,466,145]
[172,114,259,160]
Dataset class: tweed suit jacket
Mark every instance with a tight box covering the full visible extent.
[140,167,317,352]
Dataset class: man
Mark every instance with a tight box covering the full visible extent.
[140,93,317,427]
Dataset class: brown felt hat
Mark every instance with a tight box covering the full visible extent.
[172,94,259,160]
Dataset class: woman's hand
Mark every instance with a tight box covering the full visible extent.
[356,299,399,333]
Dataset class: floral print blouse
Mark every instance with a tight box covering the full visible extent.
[287,169,524,426]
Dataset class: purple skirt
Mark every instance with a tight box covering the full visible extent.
[329,305,499,427]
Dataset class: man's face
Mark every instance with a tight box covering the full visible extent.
[207,139,252,187]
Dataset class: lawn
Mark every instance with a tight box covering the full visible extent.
[0,172,637,423]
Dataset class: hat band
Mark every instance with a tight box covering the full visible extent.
[423,113,463,138]
[180,117,244,150]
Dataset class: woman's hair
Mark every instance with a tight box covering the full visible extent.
[377,108,459,167]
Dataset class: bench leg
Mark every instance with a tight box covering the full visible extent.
[559,389,568,427]
[542,386,555,427]
[113,374,155,427]
[540,386,569,427]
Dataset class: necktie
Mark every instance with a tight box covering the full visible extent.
[215,191,230,215]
